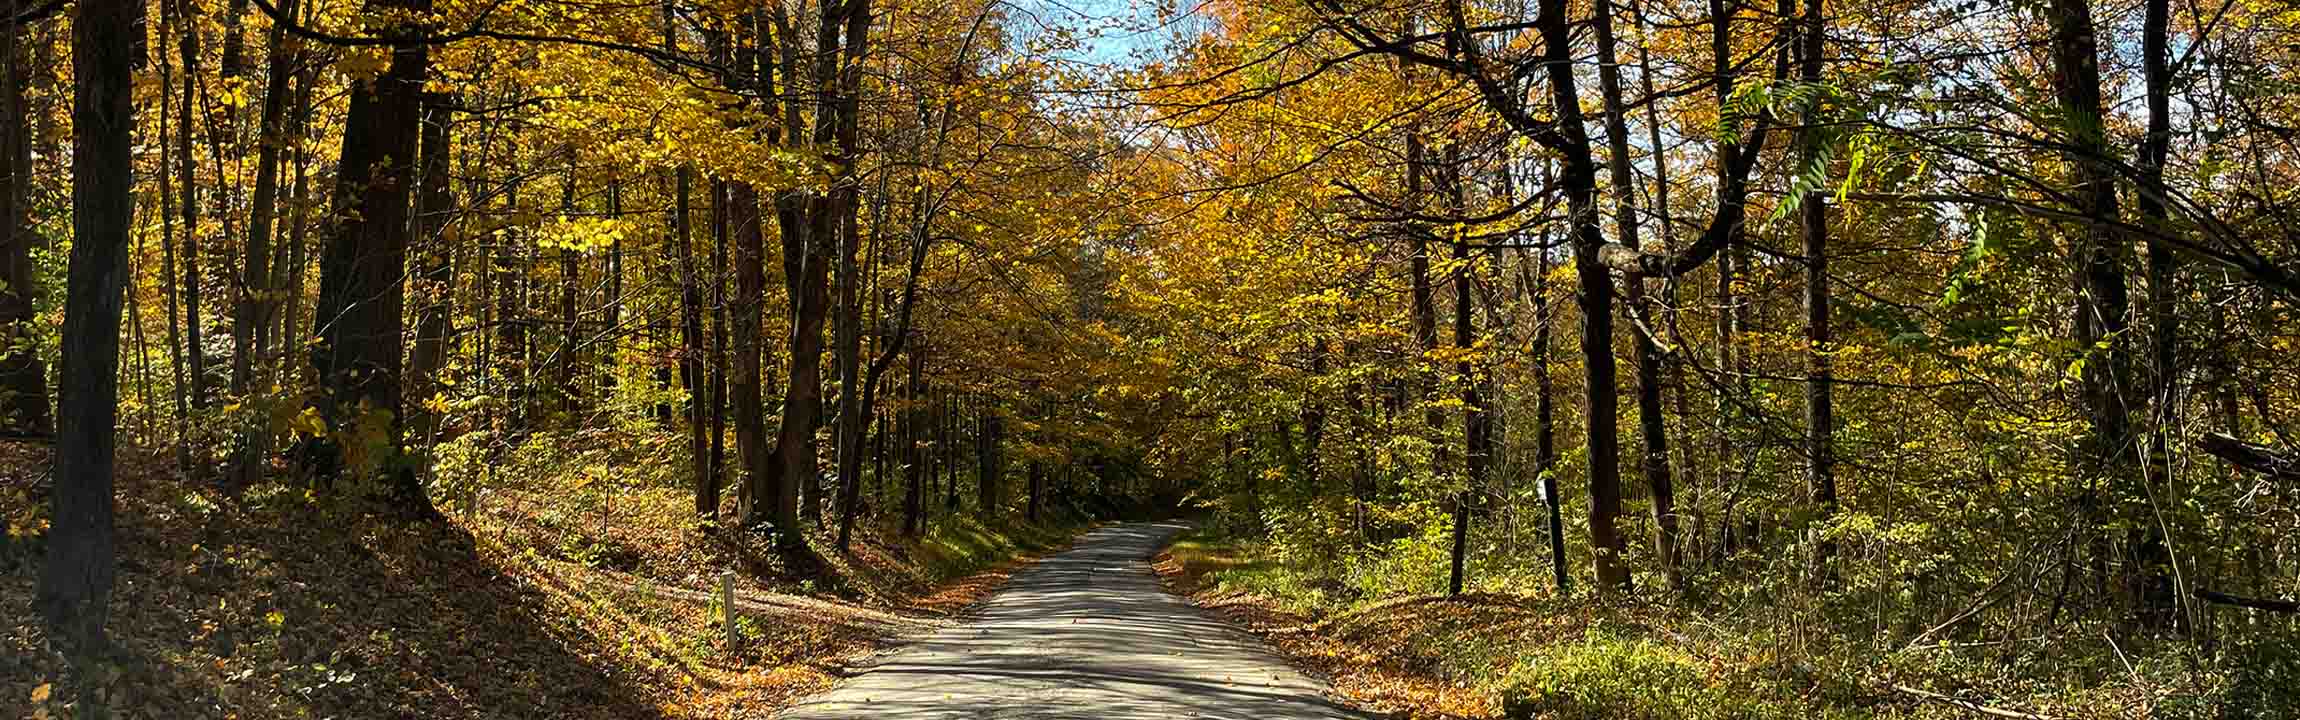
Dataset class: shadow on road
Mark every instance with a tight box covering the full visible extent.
[778,522,1368,719]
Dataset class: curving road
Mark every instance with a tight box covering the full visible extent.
[778,521,1368,720]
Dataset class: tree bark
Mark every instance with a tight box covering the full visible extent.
[831,0,876,551]
[709,179,729,519]
[156,0,189,466]
[1533,0,1630,591]
[2135,0,2181,626]
[731,175,773,530]
[556,155,580,418]
[176,0,204,411]
[676,167,712,518]
[1593,0,1679,591]
[1796,0,1838,580]
[1526,209,1568,595]
[407,97,454,448]
[306,0,434,515]
[1447,181,1485,598]
[40,0,140,647]
[2045,0,2149,621]
[902,357,926,535]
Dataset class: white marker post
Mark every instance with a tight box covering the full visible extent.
[720,569,737,650]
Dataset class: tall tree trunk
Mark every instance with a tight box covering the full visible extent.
[2134,0,2180,625]
[1593,0,1679,591]
[407,98,454,448]
[277,62,315,372]
[177,0,205,412]
[1028,458,1044,523]
[1395,15,1443,470]
[220,0,254,407]
[1447,179,1485,598]
[831,0,874,551]
[676,167,712,518]
[556,155,580,418]
[709,180,730,520]
[902,358,926,535]
[306,0,435,515]
[943,391,959,512]
[1709,0,1751,562]
[1795,0,1837,581]
[1635,25,1700,563]
[223,0,299,486]
[1526,212,1568,595]
[2045,0,2144,619]
[1536,0,1630,591]
[604,180,622,401]
[731,177,774,530]
[498,182,530,435]
[40,0,141,647]
[977,402,1002,518]
[0,10,48,437]
[156,0,189,466]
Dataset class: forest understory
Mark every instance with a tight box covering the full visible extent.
[4,440,1093,719]
[1158,528,2297,719]
[9,0,2300,716]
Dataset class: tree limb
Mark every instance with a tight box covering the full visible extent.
[2195,589,2300,613]
[2196,432,2300,482]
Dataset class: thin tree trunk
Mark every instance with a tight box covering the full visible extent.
[904,367,926,535]
[156,0,190,467]
[1447,164,1485,598]
[2134,0,2180,625]
[225,0,299,487]
[1524,167,1568,595]
[177,0,205,411]
[557,154,580,418]
[0,11,48,437]
[1796,0,1838,580]
[1536,0,1630,590]
[1637,24,1703,568]
[710,179,730,520]
[407,98,454,447]
[676,167,712,518]
[278,62,315,373]
[1594,0,1679,591]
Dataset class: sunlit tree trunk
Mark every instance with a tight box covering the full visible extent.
[675,166,712,519]
[1594,0,1679,591]
[407,98,455,448]
[176,0,205,412]
[1534,0,1630,591]
[1796,0,1837,581]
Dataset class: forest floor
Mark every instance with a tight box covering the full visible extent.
[1,440,1088,719]
[1150,528,2263,720]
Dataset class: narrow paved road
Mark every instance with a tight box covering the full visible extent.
[778,522,1367,720]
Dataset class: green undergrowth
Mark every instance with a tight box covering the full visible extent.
[1163,526,2298,720]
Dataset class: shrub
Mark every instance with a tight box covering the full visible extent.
[1496,631,1843,720]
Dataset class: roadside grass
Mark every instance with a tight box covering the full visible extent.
[1155,526,2289,720]
[3,437,1089,719]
